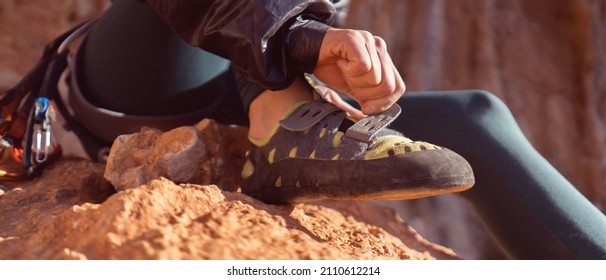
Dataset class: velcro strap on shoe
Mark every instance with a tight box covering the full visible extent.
[344,103,401,143]
[279,100,341,131]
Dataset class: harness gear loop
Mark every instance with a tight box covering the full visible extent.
[0,19,97,180]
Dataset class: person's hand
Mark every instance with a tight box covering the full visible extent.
[312,28,405,115]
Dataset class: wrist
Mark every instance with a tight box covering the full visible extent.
[285,19,331,73]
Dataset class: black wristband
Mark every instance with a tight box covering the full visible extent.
[286,18,331,74]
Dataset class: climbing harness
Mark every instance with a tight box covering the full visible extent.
[0,20,98,180]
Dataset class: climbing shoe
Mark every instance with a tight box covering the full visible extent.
[240,99,475,204]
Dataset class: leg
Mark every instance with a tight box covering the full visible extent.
[73,0,473,209]
[75,0,248,131]
[240,79,474,203]
[392,90,606,259]
[248,78,314,140]
[70,0,320,152]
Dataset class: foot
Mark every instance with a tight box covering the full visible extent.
[241,98,475,204]
[248,78,314,141]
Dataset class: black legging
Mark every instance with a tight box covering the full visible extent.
[77,0,606,259]
[392,91,606,259]
[77,0,254,126]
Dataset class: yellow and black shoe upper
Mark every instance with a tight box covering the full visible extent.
[241,99,475,204]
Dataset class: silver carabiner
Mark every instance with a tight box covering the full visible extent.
[32,97,56,164]
[34,124,52,163]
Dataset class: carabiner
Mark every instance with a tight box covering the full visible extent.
[31,97,55,164]
[33,97,50,122]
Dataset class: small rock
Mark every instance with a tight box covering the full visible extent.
[104,119,245,192]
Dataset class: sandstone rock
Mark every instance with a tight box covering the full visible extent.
[0,159,457,260]
[104,120,246,192]
[3,0,606,260]
[3,0,604,207]
[0,1,458,260]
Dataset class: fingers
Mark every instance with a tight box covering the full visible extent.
[313,29,406,115]
[358,85,401,115]
[338,31,382,87]
[359,69,405,114]
[348,36,406,114]
[327,92,367,119]
[316,83,367,119]
[359,37,406,114]
[351,37,396,98]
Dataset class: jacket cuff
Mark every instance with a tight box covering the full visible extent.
[286,18,331,74]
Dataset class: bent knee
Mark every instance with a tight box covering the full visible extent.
[399,89,515,134]
[455,90,511,119]
[421,90,516,132]
[462,90,504,110]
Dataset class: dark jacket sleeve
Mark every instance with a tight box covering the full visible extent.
[145,0,335,90]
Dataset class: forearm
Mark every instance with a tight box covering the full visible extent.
[145,0,335,89]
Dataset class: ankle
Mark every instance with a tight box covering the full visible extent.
[248,78,314,141]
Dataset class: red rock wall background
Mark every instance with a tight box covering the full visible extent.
[2,0,603,207]
[0,0,108,84]
[1,0,605,258]
[346,0,606,208]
